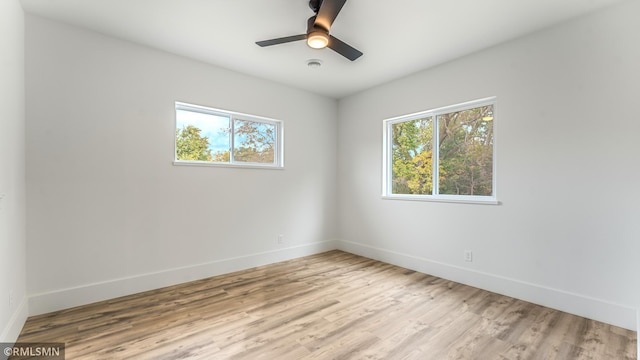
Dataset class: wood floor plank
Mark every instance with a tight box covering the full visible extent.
[13,250,637,359]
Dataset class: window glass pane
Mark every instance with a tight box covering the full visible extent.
[438,105,494,196]
[176,109,230,162]
[391,117,433,194]
[233,119,276,164]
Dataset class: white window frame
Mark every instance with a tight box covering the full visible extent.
[382,97,498,205]
[174,102,284,169]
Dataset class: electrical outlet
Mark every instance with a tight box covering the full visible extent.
[277,234,284,244]
[464,250,473,262]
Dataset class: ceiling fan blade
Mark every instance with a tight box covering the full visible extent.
[315,0,347,31]
[328,35,363,61]
[256,34,307,47]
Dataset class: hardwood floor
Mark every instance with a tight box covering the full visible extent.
[15,251,637,359]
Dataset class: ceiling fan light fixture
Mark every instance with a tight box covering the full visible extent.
[307,31,329,49]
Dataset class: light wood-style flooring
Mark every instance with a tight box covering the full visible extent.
[15,250,637,359]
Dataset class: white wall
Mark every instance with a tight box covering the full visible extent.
[337,0,640,330]
[0,0,28,342]
[25,15,339,314]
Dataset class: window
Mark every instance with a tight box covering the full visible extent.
[383,97,496,204]
[174,102,283,168]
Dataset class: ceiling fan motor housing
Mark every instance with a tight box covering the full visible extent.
[307,16,328,34]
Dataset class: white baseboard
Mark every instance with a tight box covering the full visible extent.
[26,239,638,333]
[0,296,28,343]
[337,240,637,331]
[29,240,338,316]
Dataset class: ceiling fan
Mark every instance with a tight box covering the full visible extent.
[255,0,363,61]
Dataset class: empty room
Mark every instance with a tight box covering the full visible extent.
[1,0,639,358]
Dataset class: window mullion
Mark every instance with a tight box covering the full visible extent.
[432,116,439,196]
[275,123,280,167]
[229,116,235,164]
[386,122,393,195]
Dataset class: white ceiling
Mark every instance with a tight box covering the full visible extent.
[20,0,624,99]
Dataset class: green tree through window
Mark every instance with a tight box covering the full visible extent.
[438,105,493,196]
[233,120,276,163]
[174,102,283,168]
[176,125,213,161]
[386,99,495,201]
[391,117,433,194]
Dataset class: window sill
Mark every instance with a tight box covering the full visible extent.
[173,161,284,170]
[382,194,499,205]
